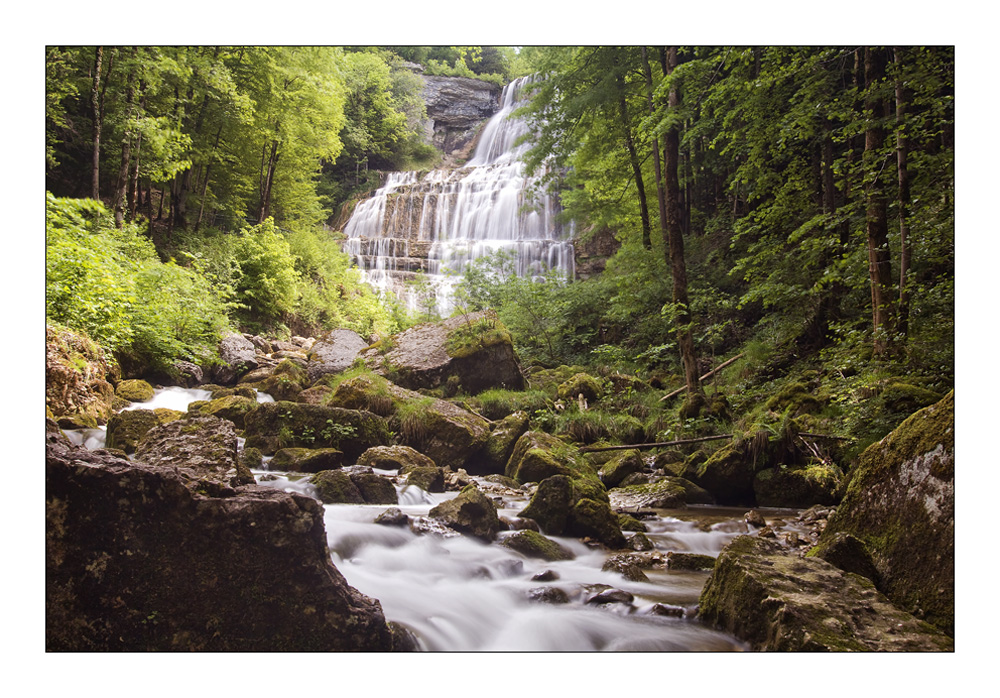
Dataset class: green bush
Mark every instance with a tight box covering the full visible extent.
[45,193,231,370]
[230,218,301,323]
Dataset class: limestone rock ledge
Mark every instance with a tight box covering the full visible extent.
[697,536,953,652]
[46,433,394,651]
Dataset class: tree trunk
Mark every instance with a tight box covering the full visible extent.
[894,47,913,341]
[112,57,138,228]
[258,134,280,223]
[617,63,652,250]
[864,47,894,357]
[90,47,104,201]
[128,131,142,222]
[640,47,668,254]
[664,47,700,396]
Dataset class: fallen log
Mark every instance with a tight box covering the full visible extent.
[579,431,852,453]
[659,353,745,402]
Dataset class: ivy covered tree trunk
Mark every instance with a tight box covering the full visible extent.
[863,47,894,357]
[90,46,104,201]
[664,47,700,396]
[894,46,913,341]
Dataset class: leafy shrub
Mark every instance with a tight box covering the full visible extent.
[229,218,301,323]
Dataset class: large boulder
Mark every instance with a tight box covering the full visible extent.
[470,411,530,476]
[358,445,436,471]
[195,394,258,429]
[360,310,524,394]
[115,379,155,403]
[134,414,253,486]
[242,401,391,461]
[306,329,370,383]
[690,442,756,505]
[504,431,575,484]
[814,391,954,635]
[753,463,843,508]
[106,409,165,454]
[598,449,644,488]
[213,333,259,385]
[327,372,490,469]
[45,325,116,428]
[45,437,394,651]
[518,473,626,549]
[270,447,344,473]
[428,484,501,542]
[697,536,952,651]
[500,530,575,562]
[608,477,715,510]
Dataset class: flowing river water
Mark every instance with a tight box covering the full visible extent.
[64,386,761,651]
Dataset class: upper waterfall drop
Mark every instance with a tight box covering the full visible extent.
[342,75,575,315]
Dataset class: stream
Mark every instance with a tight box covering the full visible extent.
[65,386,753,652]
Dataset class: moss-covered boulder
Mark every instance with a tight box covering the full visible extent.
[326,372,489,469]
[666,552,716,571]
[115,379,155,403]
[557,372,602,403]
[500,529,575,562]
[45,325,116,428]
[106,409,162,454]
[698,536,952,651]
[753,463,842,508]
[504,431,580,485]
[472,410,530,476]
[571,498,627,549]
[609,477,715,510]
[310,470,364,504]
[306,328,370,383]
[602,553,649,581]
[816,391,954,635]
[242,401,390,461]
[598,449,644,488]
[198,394,258,429]
[428,484,501,542]
[270,447,344,473]
[764,382,826,416]
[358,445,436,471]
[691,442,756,505]
[877,382,942,414]
[350,471,399,505]
[360,310,525,394]
[519,475,575,534]
[404,466,446,493]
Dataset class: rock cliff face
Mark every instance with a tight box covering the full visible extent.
[45,430,394,651]
[420,75,501,156]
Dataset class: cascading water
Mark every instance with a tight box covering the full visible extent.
[343,75,576,315]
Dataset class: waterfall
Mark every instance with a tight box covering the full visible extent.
[343,75,575,315]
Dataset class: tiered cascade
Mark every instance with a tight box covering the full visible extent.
[342,76,575,314]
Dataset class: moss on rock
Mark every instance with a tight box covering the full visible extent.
[106,409,162,453]
[598,449,644,488]
[753,462,842,508]
[428,484,500,542]
[270,448,344,473]
[243,401,390,460]
[500,529,575,561]
[557,373,603,403]
[310,470,364,504]
[200,395,258,429]
[116,379,155,403]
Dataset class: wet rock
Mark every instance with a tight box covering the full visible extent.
[648,603,685,618]
[816,391,954,636]
[570,498,627,549]
[388,621,421,651]
[744,509,766,528]
[809,531,879,584]
[310,470,364,504]
[586,588,634,606]
[531,569,560,582]
[405,466,446,493]
[172,360,204,387]
[526,587,570,604]
[306,328,370,383]
[602,554,649,582]
[502,516,539,532]
[500,530,575,561]
[690,442,756,505]
[504,431,578,484]
[429,484,501,542]
[375,507,409,527]
[666,552,716,571]
[698,535,953,651]
[240,446,263,471]
[45,437,392,651]
[409,516,462,538]
[519,473,625,549]
[270,447,343,473]
[617,513,648,532]
[627,532,655,551]
[351,472,398,505]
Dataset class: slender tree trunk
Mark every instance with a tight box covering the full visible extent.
[128,131,142,221]
[664,47,700,396]
[90,47,104,200]
[894,47,913,341]
[258,138,280,222]
[617,62,652,250]
[640,47,667,253]
[863,47,894,357]
[112,56,138,228]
